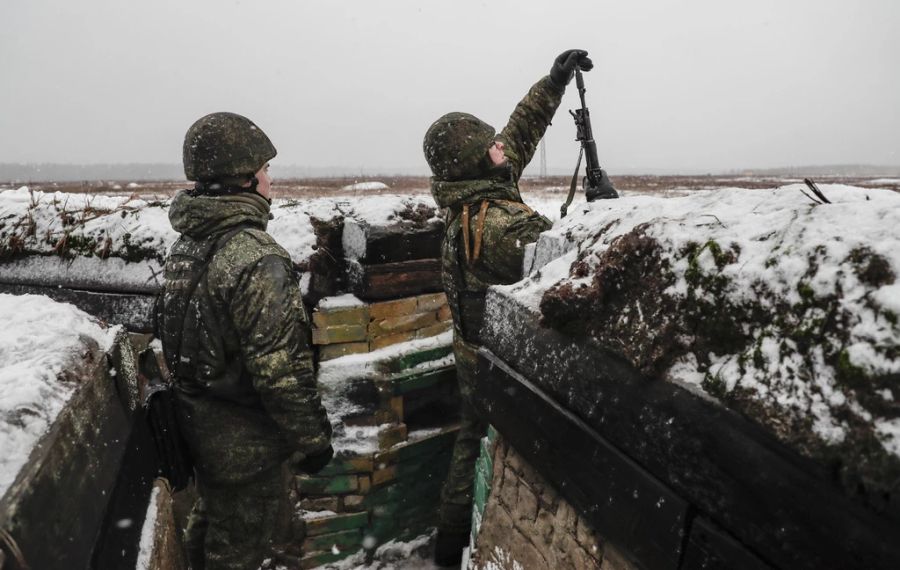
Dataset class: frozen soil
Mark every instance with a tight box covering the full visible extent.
[527,185,900,509]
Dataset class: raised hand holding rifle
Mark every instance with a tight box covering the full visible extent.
[561,63,618,217]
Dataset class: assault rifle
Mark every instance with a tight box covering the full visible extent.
[561,67,618,218]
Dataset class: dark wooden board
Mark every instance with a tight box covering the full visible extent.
[680,516,773,570]
[0,284,156,332]
[89,413,159,569]
[344,220,444,265]
[346,259,442,300]
[475,352,689,570]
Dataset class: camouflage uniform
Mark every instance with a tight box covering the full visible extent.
[424,75,565,539]
[159,190,332,570]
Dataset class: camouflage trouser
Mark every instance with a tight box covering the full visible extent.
[438,336,487,535]
[184,465,293,570]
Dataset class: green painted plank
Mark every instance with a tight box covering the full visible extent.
[384,344,453,373]
[304,511,369,536]
[391,366,457,395]
[302,528,363,553]
[297,474,358,495]
[316,455,375,477]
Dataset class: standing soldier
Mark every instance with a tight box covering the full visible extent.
[158,112,333,570]
[423,50,595,566]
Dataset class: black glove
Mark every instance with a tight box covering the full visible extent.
[550,49,593,87]
[292,445,334,474]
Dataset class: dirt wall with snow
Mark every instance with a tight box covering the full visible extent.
[0,294,142,570]
[475,184,900,569]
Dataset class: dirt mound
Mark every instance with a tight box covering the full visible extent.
[533,186,900,509]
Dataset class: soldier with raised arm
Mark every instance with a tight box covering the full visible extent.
[423,50,594,566]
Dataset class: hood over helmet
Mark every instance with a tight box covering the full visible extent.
[423,112,496,182]
[424,112,522,209]
[168,190,271,239]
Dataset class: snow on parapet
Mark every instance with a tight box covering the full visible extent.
[0,293,120,497]
[0,188,439,289]
[498,184,900,466]
[0,186,173,262]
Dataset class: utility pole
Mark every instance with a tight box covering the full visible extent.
[539,138,547,179]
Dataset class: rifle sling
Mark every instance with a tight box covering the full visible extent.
[561,146,584,218]
[171,226,245,377]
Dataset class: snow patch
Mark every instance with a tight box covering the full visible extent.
[317,294,365,311]
[310,531,437,570]
[341,181,390,192]
[135,484,160,570]
[498,185,900,459]
[0,294,120,497]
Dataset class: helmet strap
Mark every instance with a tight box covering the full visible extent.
[190,181,246,197]
[190,175,269,203]
[247,176,272,204]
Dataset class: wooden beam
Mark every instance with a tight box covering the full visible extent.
[474,350,689,570]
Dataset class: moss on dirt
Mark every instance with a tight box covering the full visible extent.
[393,202,437,228]
[538,225,900,509]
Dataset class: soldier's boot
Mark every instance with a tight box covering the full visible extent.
[434,527,470,567]
[184,497,209,570]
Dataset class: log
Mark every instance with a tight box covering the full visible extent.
[0,284,156,332]
[346,259,442,300]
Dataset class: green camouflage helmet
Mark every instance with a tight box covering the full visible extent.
[183,112,277,182]
[423,112,495,181]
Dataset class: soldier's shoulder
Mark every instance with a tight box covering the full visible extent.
[486,200,548,225]
[481,201,551,240]
[238,227,282,247]
[217,228,291,268]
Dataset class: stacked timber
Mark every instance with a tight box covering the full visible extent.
[285,188,454,567]
[311,292,452,360]
[296,300,458,566]
[342,204,444,300]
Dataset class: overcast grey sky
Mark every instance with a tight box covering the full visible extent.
[1,0,898,175]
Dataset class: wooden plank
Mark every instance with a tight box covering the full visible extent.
[681,516,773,570]
[342,218,443,265]
[474,351,689,570]
[346,259,442,300]
[0,284,156,332]
[0,256,161,293]
[478,291,900,570]
[391,366,456,396]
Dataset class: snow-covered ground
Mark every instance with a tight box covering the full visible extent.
[0,186,440,264]
[0,187,443,296]
[0,294,119,497]
[496,183,900,466]
[306,532,441,570]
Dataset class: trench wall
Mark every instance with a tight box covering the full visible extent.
[0,194,460,569]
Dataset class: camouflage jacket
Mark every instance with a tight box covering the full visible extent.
[430,76,560,343]
[158,191,331,484]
